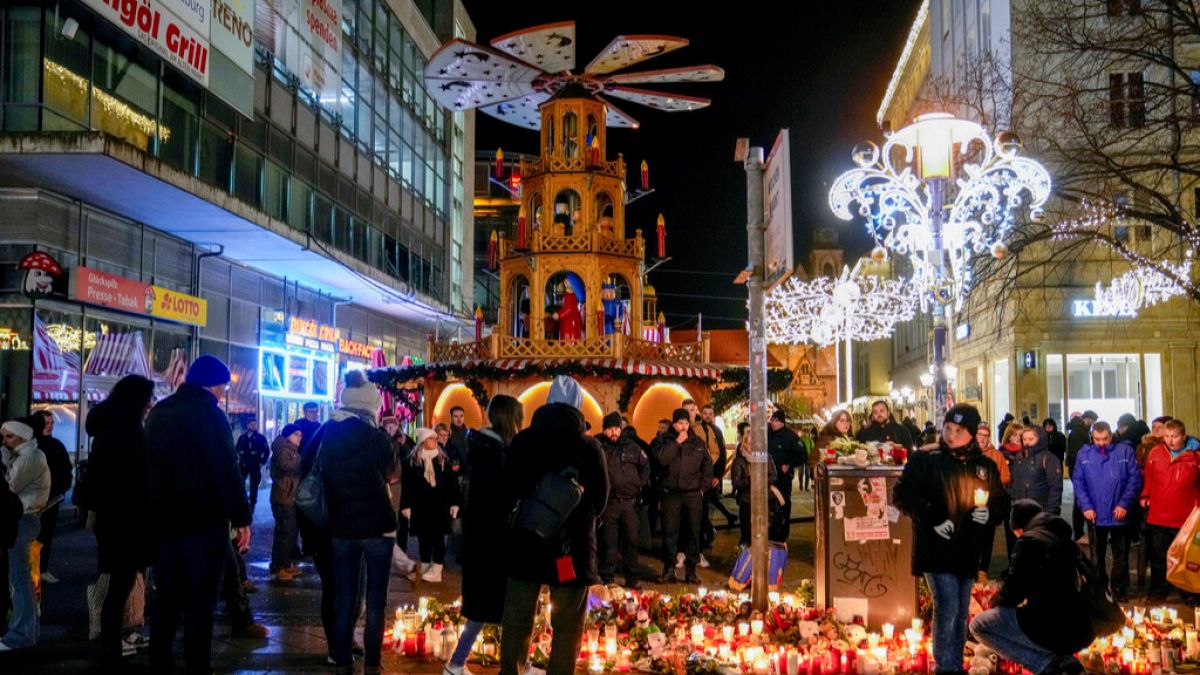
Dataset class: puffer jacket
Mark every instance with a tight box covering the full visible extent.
[2,438,49,514]
[1007,427,1062,513]
[269,435,302,507]
[655,430,712,493]
[1141,440,1200,529]
[1072,441,1142,527]
[318,410,397,540]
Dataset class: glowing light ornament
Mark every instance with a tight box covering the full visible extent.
[765,263,917,346]
[1092,251,1193,318]
[829,114,1051,312]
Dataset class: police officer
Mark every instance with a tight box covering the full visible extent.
[767,410,803,542]
[597,412,649,588]
[656,408,712,584]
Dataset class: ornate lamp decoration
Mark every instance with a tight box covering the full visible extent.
[1093,252,1193,318]
[828,114,1052,312]
[765,264,917,346]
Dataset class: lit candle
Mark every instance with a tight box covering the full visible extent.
[783,594,797,608]
[698,586,708,598]
[719,642,731,660]
[753,656,773,675]
[739,622,751,637]
[789,650,801,675]
[589,654,604,674]
[1186,629,1198,659]
[974,488,988,507]
[1168,608,1179,623]
[770,591,782,605]
[911,618,923,632]
[692,623,705,645]
[882,623,895,641]
[751,619,765,635]
[724,625,736,642]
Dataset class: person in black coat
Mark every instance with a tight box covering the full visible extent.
[400,428,461,583]
[498,376,608,675]
[656,408,712,584]
[445,395,523,675]
[235,418,270,512]
[970,500,1093,675]
[1116,414,1150,449]
[1042,418,1067,462]
[767,409,803,541]
[318,371,397,672]
[1065,411,1097,539]
[82,375,154,668]
[28,410,71,584]
[145,356,251,674]
[895,404,1008,675]
[729,422,779,547]
[597,411,649,588]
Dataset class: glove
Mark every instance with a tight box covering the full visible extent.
[971,507,989,524]
[401,508,411,520]
[450,506,460,519]
[933,519,955,539]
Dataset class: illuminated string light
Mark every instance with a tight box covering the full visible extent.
[43,60,170,142]
[766,264,917,346]
[876,0,930,127]
[1093,252,1193,318]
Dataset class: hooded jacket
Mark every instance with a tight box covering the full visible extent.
[145,383,250,535]
[894,439,1009,577]
[84,396,151,569]
[503,403,609,587]
[1141,440,1200,529]
[1007,427,1063,513]
[655,429,713,493]
[1072,441,1142,527]
[2,437,49,514]
[994,511,1095,654]
[269,435,302,506]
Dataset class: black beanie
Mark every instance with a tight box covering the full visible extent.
[602,412,622,430]
[945,403,981,436]
[672,408,690,424]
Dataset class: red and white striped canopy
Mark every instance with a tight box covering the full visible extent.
[33,312,81,402]
[441,357,721,380]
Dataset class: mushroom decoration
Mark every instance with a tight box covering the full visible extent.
[19,251,63,299]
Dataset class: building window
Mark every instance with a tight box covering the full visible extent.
[1109,72,1145,128]
[1106,0,1140,16]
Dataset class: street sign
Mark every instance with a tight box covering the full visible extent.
[763,130,794,290]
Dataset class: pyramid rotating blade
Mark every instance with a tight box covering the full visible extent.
[604,65,725,85]
[604,86,711,112]
[597,96,640,129]
[478,92,552,130]
[584,35,688,75]
[490,21,576,74]
[424,39,545,112]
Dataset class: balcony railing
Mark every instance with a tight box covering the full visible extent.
[428,332,710,363]
[498,230,644,260]
[522,155,626,181]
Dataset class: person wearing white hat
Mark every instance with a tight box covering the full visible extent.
[1,417,49,651]
[401,427,460,583]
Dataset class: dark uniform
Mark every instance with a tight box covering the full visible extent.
[767,424,803,541]
[856,419,916,449]
[235,428,270,510]
[655,428,712,581]
[597,432,649,586]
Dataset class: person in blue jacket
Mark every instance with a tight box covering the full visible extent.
[1072,420,1142,602]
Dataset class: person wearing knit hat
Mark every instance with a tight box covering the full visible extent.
[185,354,231,389]
[596,410,649,587]
[656,407,711,584]
[895,402,1009,675]
[768,406,804,542]
[1,417,50,651]
[547,374,584,410]
[400,426,460,584]
[339,370,383,422]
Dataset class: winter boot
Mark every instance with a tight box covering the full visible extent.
[424,563,444,583]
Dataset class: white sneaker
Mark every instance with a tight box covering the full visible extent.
[443,662,475,675]
[393,550,416,575]
[675,552,685,569]
[523,666,546,675]
[41,572,59,584]
[424,563,444,583]
[698,554,710,569]
[123,633,149,650]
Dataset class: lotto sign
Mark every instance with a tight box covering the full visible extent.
[149,286,208,326]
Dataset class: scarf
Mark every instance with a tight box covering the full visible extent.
[418,448,440,487]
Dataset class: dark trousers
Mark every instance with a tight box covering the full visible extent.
[738,501,752,547]
[770,474,794,542]
[220,539,253,631]
[101,566,139,662]
[37,502,61,573]
[600,498,639,581]
[270,504,299,573]
[1093,525,1131,594]
[979,524,998,574]
[1147,524,1197,601]
[331,536,392,668]
[644,490,662,541]
[243,469,262,509]
[150,525,228,674]
[1073,504,1086,541]
[416,530,446,565]
[499,578,587,675]
[661,491,703,569]
[310,537,336,649]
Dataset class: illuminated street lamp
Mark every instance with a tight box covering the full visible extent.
[829,113,1051,424]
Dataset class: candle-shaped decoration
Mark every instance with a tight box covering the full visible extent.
[723,625,736,642]
[641,160,650,191]
[488,230,498,269]
[517,205,528,249]
[881,623,895,641]
[656,213,666,258]
[974,487,989,507]
[751,618,765,635]
[691,623,705,645]
[495,148,504,178]
[589,134,601,165]
[739,622,751,637]
[474,306,483,343]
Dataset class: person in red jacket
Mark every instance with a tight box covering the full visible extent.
[1140,419,1200,603]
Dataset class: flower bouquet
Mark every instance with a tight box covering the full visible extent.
[823,437,904,467]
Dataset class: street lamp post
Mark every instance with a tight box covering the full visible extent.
[830,113,1051,426]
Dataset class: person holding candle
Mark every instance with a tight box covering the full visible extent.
[1072,421,1142,602]
[1139,418,1200,604]
[444,395,523,675]
[969,499,1094,675]
[895,404,1009,675]
[975,424,1011,581]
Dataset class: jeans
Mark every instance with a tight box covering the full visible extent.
[331,536,393,668]
[600,498,639,581]
[924,573,974,674]
[1147,524,1194,600]
[311,537,336,648]
[661,492,703,569]
[101,567,139,661]
[499,578,588,675]
[150,524,228,674]
[1094,525,1132,595]
[243,468,262,509]
[270,504,299,572]
[2,513,41,648]
[971,607,1057,674]
[450,619,485,666]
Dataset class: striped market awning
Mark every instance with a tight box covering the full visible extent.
[438,357,722,380]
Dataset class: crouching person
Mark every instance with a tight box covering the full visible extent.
[970,499,1095,675]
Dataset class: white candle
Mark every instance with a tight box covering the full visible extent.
[881,623,895,641]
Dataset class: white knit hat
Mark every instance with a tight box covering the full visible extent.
[340,372,383,418]
[414,427,437,446]
[1,420,33,441]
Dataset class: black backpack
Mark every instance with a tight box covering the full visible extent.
[510,467,584,541]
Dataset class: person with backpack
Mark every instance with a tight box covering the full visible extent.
[970,499,1095,675]
[0,417,50,651]
[498,375,608,675]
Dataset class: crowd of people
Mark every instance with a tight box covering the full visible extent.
[3,354,1200,675]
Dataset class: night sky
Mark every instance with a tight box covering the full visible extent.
[462,1,923,328]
